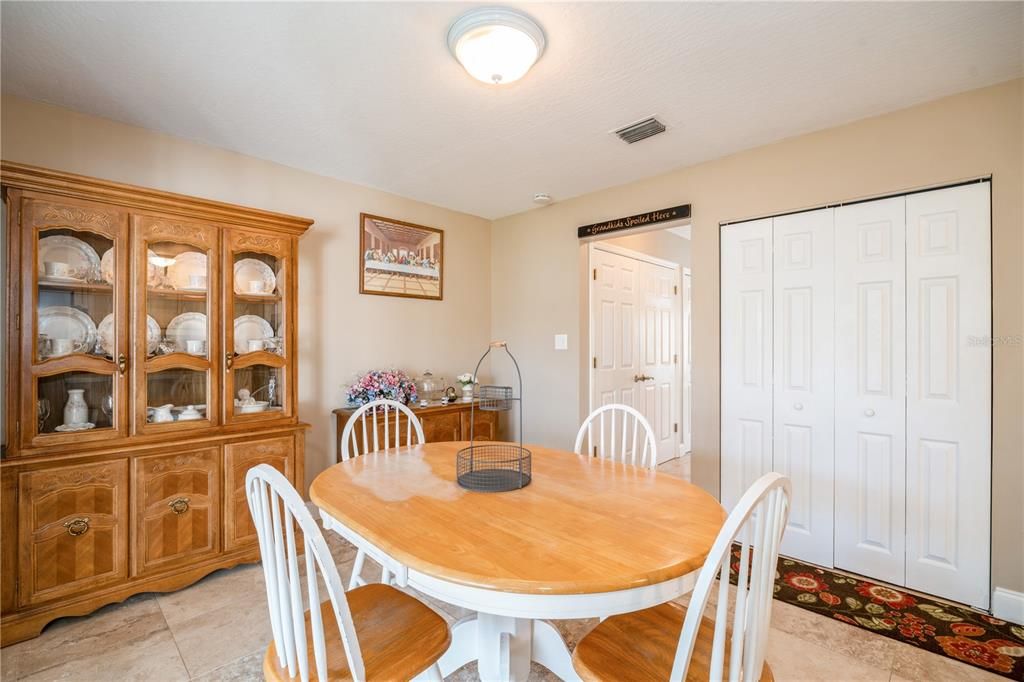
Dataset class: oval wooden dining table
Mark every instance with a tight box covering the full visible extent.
[310,441,726,682]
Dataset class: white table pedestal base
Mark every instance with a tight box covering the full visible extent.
[438,613,582,682]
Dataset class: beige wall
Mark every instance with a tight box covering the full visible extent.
[3,79,1021,595]
[0,95,493,485]
[491,79,1024,593]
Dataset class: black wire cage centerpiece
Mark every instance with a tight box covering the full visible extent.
[456,341,531,492]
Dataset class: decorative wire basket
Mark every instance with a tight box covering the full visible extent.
[456,442,531,492]
[477,385,513,411]
[457,341,530,492]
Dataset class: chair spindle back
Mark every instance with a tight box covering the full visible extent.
[670,472,791,682]
[340,399,425,461]
[574,403,658,469]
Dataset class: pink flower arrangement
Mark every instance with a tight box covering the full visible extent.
[345,369,418,406]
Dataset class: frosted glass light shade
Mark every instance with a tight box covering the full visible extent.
[447,8,546,85]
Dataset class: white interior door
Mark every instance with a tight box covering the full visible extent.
[682,268,692,454]
[591,245,679,464]
[637,259,680,464]
[720,219,773,510]
[591,247,640,416]
[834,196,907,586]
[905,183,991,609]
[773,209,835,567]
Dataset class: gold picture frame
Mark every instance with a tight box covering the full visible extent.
[359,213,444,301]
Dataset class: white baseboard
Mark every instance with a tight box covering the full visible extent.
[992,587,1024,624]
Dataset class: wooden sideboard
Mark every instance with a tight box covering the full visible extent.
[1,163,312,645]
[333,400,499,461]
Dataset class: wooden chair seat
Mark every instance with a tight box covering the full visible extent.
[572,600,775,682]
[263,584,451,681]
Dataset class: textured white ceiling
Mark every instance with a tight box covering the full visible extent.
[2,2,1021,219]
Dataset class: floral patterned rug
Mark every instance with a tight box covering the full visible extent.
[748,552,1024,680]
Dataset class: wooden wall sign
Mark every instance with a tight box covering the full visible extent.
[577,204,691,239]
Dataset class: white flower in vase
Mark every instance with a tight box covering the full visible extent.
[457,373,475,402]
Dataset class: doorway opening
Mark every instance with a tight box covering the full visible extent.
[583,221,692,476]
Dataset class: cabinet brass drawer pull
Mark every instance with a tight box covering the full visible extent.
[169,497,191,515]
[117,353,127,375]
[64,517,90,537]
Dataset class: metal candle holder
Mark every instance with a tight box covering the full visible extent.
[456,341,531,492]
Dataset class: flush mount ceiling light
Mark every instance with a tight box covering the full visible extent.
[447,7,546,85]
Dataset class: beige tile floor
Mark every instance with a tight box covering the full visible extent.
[0,456,1003,682]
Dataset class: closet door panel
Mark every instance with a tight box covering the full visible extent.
[905,183,991,609]
[720,218,772,510]
[772,209,835,567]
[834,197,906,585]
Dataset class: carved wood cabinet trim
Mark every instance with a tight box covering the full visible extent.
[1,162,313,235]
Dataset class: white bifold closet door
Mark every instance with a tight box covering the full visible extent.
[721,182,990,609]
[772,209,835,567]
[720,218,773,510]
[834,196,908,587]
[904,183,991,608]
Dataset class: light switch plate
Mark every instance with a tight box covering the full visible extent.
[554,334,568,350]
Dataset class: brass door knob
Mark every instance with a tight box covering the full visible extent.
[117,353,127,375]
[168,497,191,515]
[64,517,90,537]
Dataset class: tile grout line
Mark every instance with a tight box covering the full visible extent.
[188,650,265,682]
[765,625,895,680]
[154,594,195,681]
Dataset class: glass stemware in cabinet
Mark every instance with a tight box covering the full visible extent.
[233,365,283,417]
[36,372,115,434]
[36,398,51,432]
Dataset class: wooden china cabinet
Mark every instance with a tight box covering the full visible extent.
[0,163,311,645]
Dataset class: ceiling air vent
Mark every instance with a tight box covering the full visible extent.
[613,117,667,144]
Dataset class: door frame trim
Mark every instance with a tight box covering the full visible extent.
[681,266,692,456]
[586,242,683,463]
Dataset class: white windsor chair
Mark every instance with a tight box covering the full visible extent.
[574,403,658,469]
[245,464,449,682]
[572,472,792,681]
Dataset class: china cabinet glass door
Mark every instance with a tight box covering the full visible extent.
[133,215,219,433]
[21,193,129,446]
[223,228,292,423]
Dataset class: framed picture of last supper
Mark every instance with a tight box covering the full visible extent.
[359,213,444,300]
